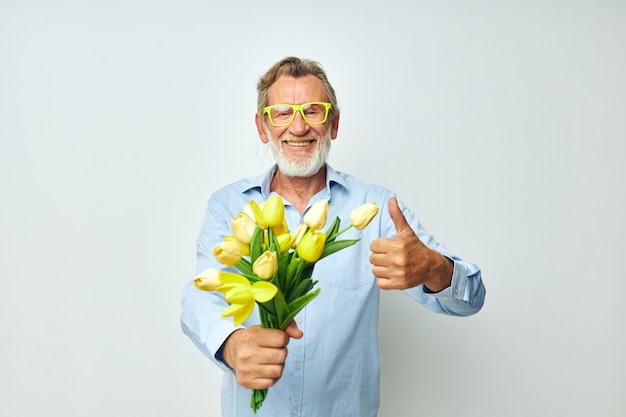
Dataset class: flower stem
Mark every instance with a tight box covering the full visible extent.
[329,224,353,241]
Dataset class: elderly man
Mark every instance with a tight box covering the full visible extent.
[181,56,486,417]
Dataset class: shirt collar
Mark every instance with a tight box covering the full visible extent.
[241,164,348,199]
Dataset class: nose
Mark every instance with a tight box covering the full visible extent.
[289,110,310,136]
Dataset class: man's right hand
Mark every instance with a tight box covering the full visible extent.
[222,321,303,389]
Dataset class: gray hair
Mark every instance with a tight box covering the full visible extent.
[256,56,339,120]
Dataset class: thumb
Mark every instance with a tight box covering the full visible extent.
[388,197,413,236]
[284,320,303,340]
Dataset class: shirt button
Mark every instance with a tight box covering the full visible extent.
[292,408,300,416]
[295,362,302,370]
[297,317,303,324]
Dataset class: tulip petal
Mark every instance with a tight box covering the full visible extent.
[232,212,257,244]
[243,203,256,222]
[350,202,379,230]
[221,302,255,326]
[249,200,264,227]
[193,268,222,291]
[303,199,328,230]
[291,224,307,248]
[224,286,253,304]
[297,230,327,262]
[252,251,278,279]
[251,281,278,303]
[271,218,289,237]
[195,278,219,291]
[232,302,255,327]
[213,240,243,266]
[224,236,250,256]
[218,272,250,285]
[276,233,294,253]
[262,195,285,228]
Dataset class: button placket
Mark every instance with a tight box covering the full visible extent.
[288,311,305,416]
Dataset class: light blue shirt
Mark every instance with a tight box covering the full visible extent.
[181,165,486,417]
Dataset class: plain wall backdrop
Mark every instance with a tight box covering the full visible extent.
[1,1,625,416]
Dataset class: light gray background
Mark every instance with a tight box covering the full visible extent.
[1,1,624,416]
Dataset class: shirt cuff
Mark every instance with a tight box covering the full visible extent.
[215,330,241,372]
[207,323,243,374]
[422,258,469,301]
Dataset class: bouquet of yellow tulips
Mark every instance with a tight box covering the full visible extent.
[193,196,379,413]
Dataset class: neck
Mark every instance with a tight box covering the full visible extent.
[270,165,327,214]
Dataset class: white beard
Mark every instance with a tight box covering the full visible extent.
[266,127,331,178]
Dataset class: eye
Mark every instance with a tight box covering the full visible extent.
[303,104,321,116]
[271,105,293,119]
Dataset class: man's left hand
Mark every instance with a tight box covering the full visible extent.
[370,197,453,292]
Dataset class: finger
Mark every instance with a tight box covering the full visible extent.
[284,320,304,340]
[369,236,394,254]
[244,326,288,349]
[388,197,413,236]
[241,365,285,389]
[376,277,399,291]
[250,374,283,389]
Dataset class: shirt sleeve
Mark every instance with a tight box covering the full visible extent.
[393,196,486,316]
[404,258,486,316]
[180,193,243,373]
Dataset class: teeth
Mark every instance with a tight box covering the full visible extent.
[285,140,312,147]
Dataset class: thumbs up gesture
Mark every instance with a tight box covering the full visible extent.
[369,197,453,292]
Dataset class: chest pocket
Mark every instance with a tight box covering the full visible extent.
[312,240,375,290]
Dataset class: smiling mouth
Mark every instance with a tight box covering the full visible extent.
[283,139,315,147]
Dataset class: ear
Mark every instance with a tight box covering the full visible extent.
[330,113,340,140]
[255,113,269,144]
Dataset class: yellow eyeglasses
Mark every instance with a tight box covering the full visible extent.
[263,102,332,127]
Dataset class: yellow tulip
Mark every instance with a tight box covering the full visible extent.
[231,212,256,244]
[253,250,278,279]
[217,272,278,326]
[249,196,285,229]
[276,233,294,253]
[249,200,265,228]
[242,203,256,223]
[349,202,379,230]
[296,230,327,263]
[271,217,289,237]
[224,235,250,256]
[290,224,307,248]
[303,199,328,230]
[261,195,285,228]
[193,268,222,291]
[213,240,243,266]
[220,302,255,327]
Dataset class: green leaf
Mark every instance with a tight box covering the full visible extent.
[288,277,316,303]
[267,228,279,253]
[279,288,321,329]
[249,225,264,264]
[258,299,277,318]
[324,216,342,243]
[251,388,267,413]
[277,250,292,290]
[259,299,280,329]
[290,258,312,297]
[319,239,360,260]
[233,259,262,283]
[285,256,305,294]
[234,258,253,276]
[272,291,290,326]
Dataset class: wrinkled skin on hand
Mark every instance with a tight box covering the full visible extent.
[369,197,453,292]
[222,321,303,390]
